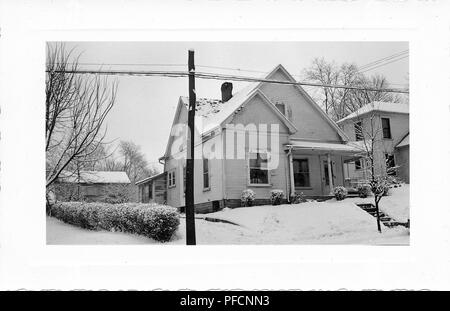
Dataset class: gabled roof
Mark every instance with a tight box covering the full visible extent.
[337,101,409,123]
[161,64,351,159]
[266,65,350,142]
[58,171,131,184]
[396,133,409,148]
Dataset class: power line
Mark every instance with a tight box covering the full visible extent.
[358,50,408,70]
[359,55,409,74]
[47,68,409,94]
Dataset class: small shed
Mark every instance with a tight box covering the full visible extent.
[55,171,132,202]
[136,172,166,204]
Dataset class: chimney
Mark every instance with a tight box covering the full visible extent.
[221,82,233,102]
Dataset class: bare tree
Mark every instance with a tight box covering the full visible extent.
[45,43,118,187]
[117,140,157,183]
[304,58,402,121]
[352,104,398,233]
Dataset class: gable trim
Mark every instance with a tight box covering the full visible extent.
[219,89,298,134]
[261,64,350,142]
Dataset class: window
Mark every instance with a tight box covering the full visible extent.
[168,170,176,188]
[355,159,362,170]
[381,118,392,139]
[275,103,286,116]
[354,121,363,141]
[385,153,397,176]
[293,159,310,187]
[249,152,269,185]
[203,158,210,189]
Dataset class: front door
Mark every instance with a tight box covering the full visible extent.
[321,156,336,194]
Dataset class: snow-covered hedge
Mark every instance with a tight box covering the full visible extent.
[241,189,255,207]
[333,186,348,201]
[290,192,306,204]
[49,202,180,242]
[270,189,284,205]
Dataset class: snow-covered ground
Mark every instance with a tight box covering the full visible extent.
[47,184,409,245]
[329,184,410,222]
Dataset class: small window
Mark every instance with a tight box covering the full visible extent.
[385,153,396,176]
[354,121,363,141]
[168,170,176,188]
[275,103,286,116]
[293,159,310,187]
[382,118,392,139]
[249,152,269,185]
[355,159,362,170]
[203,158,210,189]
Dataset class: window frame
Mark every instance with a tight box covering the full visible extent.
[247,151,271,186]
[381,117,392,139]
[202,157,210,191]
[167,169,176,188]
[354,159,362,170]
[275,102,286,116]
[293,158,311,188]
[354,121,363,141]
[385,153,397,176]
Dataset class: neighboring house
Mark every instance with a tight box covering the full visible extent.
[336,102,409,184]
[156,64,362,213]
[394,133,409,183]
[136,172,167,204]
[54,170,132,202]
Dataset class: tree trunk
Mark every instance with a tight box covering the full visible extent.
[375,197,382,233]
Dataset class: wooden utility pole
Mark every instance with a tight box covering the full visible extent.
[185,50,197,245]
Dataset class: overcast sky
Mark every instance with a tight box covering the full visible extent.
[59,41,409,171]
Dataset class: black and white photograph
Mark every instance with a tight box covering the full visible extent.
[1,0,450,293]
[45,42,410,245]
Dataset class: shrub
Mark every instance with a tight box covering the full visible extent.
[241,189,255,207]
[49,202,180,242]
[290,192,306,204]
[333,186,348,201]
[270,189,284,205]
[382,185,391,196]
[357,184,371,198]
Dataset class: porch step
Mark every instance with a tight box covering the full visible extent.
[356,203,409,229]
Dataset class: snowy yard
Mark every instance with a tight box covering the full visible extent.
[47,184,409,245]
[47,188,408,245]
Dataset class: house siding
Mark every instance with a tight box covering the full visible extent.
[223,94,291,201]
[260,70,342,142]
[340,111,409,178]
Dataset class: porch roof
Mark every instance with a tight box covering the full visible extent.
[286,140,362,154]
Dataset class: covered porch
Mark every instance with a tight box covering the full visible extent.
[285,140,362,197]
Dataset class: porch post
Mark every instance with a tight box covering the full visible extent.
[288,149,295,197]
[327,153,334,195]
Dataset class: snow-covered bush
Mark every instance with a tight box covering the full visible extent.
[357,184,371,198]
[290,192,306,204]
[241,189,255,207]
[333,186,348,201]
[270,189,284,206]
[382,185,391,196]
[49,202,180,242]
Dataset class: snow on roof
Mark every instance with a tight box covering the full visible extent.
[286,140,362,153]
[180,81,260,134]
[58,171,131,184]
[337,102,409,123]
[396,133,409,147]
